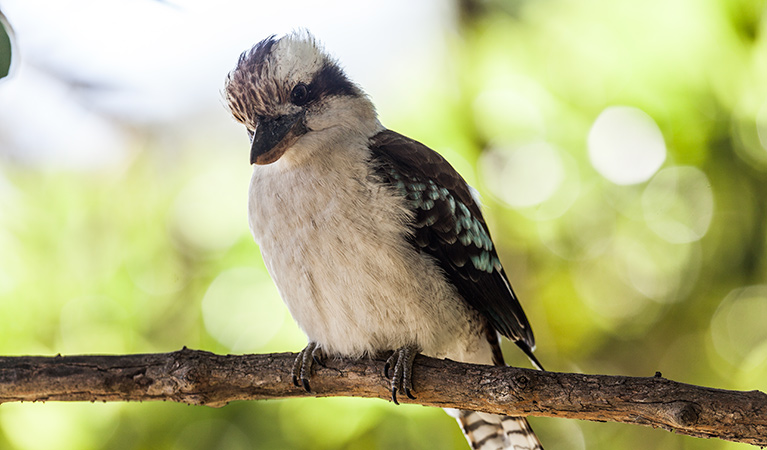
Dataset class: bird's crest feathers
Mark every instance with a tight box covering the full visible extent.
[224,31,357,128]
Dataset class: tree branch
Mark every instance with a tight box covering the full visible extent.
[0,348,764,445]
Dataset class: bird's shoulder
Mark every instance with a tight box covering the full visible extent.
[368,130,482,220]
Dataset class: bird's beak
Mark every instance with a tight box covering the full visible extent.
[250,111,306,165]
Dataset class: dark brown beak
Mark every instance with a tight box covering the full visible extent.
[250,111,306,165]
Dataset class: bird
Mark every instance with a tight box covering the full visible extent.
[224,31,544,450]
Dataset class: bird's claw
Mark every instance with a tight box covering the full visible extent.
[291,342,325,393]
[384,345,419,405]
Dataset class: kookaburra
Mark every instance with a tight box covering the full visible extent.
[224,31,544,450]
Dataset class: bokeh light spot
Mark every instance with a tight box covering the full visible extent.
[279,398,381,449]
[479,142,565,208]
[710,286,767,367]
[473,87,546,140]
[171,164,249,252]
[537,184,614,261]
[613,231,700,303]
[202,267,286,352]
[735,339,767,392]
[58,295,133,353]
[588,106,666,185]
[642,166,713,244]
[0,403,119,450]
[573,258,654,327]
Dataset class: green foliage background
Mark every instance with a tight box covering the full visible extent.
[1,0,767,449]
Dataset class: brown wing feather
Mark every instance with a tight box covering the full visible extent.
[369,130,537,360]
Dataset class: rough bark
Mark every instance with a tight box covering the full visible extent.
[0,348,765,445]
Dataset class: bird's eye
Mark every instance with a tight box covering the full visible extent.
[290,83,310,106]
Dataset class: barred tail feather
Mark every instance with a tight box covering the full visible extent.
[449,410,543,450]
[501,415,543,450]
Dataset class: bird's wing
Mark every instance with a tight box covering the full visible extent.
[369,130,538,362]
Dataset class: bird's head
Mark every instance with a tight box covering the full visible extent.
[225,31,379,165]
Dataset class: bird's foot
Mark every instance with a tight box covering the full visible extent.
[384,344,419,405]
[292,342,325,393]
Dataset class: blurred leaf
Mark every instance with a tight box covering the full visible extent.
[0,11,13,80]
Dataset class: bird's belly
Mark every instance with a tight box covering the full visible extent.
[250,190,487,361]
[259,220,484,359]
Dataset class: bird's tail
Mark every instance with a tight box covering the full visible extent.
[447,409,543,450]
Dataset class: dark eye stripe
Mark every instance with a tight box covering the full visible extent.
[310,61,358,98]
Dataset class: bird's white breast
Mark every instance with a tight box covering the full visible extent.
[248,135,493,364]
